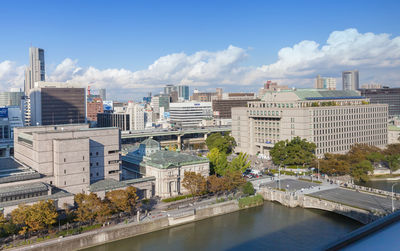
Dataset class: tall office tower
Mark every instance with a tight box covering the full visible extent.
[315,75,336,90]
[30,82,86,126]
[178,85,189,100]
[24,47,45,95]
[99,88,106,100]
[342,70,359,90]
[164,84,177,95]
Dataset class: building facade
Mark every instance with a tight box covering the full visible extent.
[169,102,212,128]
[87,97,104,122]
[315,75,336,90]
[0,90,24,108]
[122,138,209,198]
[0,106,23,157]
[178,85,189,100]
[13,124,121,194]
[232,89,388,157]
[342,70,359,91]
[25,47,45,95]
[360,87,400,118]
[29,82,86,126]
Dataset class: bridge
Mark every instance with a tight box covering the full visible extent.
[121,126,231,150]
[255,178,400,224]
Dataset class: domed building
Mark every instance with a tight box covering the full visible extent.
[122,138,209,198]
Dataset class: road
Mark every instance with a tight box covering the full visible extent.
[310,188,400,213]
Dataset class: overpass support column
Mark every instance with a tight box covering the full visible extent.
[177,135,182,150]
[204,133,208,140]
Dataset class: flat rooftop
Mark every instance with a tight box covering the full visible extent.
[0,158,40,184]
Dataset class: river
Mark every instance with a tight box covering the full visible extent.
[85,202,361,251]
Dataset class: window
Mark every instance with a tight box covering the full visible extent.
[64,169,66,174]
[96,162,99,166]
[96,172,99,176]
[83,167,85,171]
[83,178,85,183]
[96,152,99,156]
[64,158,66,162]
[83,156,85,160]
[64,181,66,185]
[90,152,92,156]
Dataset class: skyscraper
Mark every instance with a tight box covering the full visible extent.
[99,88,106,100]
[178,85,189,100]
[24,47,45,95]
[342,70,359,91]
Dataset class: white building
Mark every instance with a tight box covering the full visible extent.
[315,75,336,90]
[232,89,388,157]
[342,70,359,91]
[169,102,212,128]
[127,102,145,131]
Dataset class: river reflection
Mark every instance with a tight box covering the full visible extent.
[85,202,361,251]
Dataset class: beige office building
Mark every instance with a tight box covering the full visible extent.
[14,124,121,194]
[232,89,388,157]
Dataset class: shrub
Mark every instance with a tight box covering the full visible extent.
[241,182,255,196]
[161,194,192,203]
[238,194,263,208]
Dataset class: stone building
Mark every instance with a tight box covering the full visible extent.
[232,89,388,157]
[122,138,209,198]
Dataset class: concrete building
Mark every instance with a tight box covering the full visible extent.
[97,102,145,131]
[0,89,24,108]
[192,91,218,102]
[315,75,336,90]
[258,80,290,98]
[24,47,45,95]
[127,102,145,131]
[29,82,86,126]
[342,70,359,91]
[170,102,212,128]
[232,89,388,157]
[361,83,383,89]
[13,124,121,193]
[164,85,177,95]
[0,106,23,157]
[151,94,170,118]
[122,138,209,198]
[87,97,104,122]
[212,92,258,119]
[360,87,400,118]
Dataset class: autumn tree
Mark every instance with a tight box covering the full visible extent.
[11,200,58,235]
[207,175,226,195]
[74,193,102,224]
[106,186,139,215]
[182,171,207,198]
[318,153,351,176]
[224,170,246,192]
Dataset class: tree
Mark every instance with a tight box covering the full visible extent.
[319,153,351,176]
[241,182,255,196]
[351,160,373,182]
[10,200,58,235]
[74,193,102,224]
[229,153,251,173]
[207,175,225,195]
[224,170,246,192]
[106,186,140,215]
[205,133,236,154]
[384,154,400,174]
[182,171,207,198]
[207,148,229,175]
[270,137,316,167]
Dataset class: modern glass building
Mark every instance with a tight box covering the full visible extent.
[360,87,400,118]
[178,85,189,100]
[24,47,45,95]
[342,70,359,91]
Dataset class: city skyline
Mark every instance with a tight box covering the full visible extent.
[0,0,400,100]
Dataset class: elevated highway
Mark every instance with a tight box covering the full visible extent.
[121,126,231,150]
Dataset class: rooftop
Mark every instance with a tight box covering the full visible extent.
[147,150,209,169]
[89,177,156,192]
[0,182,48,198]
[0,158,40,184]
[262,88,363,102]
[0,189,72,208]
[140,138,160,149]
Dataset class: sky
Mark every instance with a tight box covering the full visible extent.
[0,0,400,100]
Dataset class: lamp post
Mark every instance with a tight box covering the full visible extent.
[392,183,399,213]
[317,159,320,181]
[278,166,281,190]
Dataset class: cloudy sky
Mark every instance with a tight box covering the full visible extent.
[0,0,399,100]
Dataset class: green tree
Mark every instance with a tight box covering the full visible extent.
[182,171,207,198]
[207,148,229,176]
[229,152,251,173]
[384,154,400,174]
[205,133,236,154]
[351,160,373,182]
[241,182,255,196]
[270,137,316,167]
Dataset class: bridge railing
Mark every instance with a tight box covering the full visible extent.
[340,183,400,200]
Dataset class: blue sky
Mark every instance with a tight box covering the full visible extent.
[1,0,400,100]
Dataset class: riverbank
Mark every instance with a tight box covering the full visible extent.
[13,196,263,251]
[369,174,400,181]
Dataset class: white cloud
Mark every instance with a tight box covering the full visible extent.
[1,28,400,99]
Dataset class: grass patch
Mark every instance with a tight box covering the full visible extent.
[298,178,322,184]
[162,194,193,203]
[238,194,264,209]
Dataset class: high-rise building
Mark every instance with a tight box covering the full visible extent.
[360,87,400,118]
[0,106,23,157]
[127,102,145,131]
[87,97,104,122]
[0,90,24,108]
[315,75,336,90]
[29,82,86,126]
[169,102,212,128]
[342,70,359,90]
[258,81,290,98]
[99,88,106,100]
[164,85,177,95]
[178,85,189,100]
[232,89,387,157]
[24,47,45,95]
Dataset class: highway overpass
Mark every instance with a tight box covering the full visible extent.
[121,126,232,150]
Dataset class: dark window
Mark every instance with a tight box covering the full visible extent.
[83,156,85,160]
[96,162,99,166]
[64,158,66,162]
[96,152,99,156]
[64,169,66,174]
[90,152,92,156]
[96,172,99,176]
[64,181,66,185]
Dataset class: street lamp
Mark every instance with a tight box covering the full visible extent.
[392,183,399,213]
[278,166,281,190]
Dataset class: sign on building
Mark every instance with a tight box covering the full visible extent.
[0,108,8,118]
[103,100,114,111]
